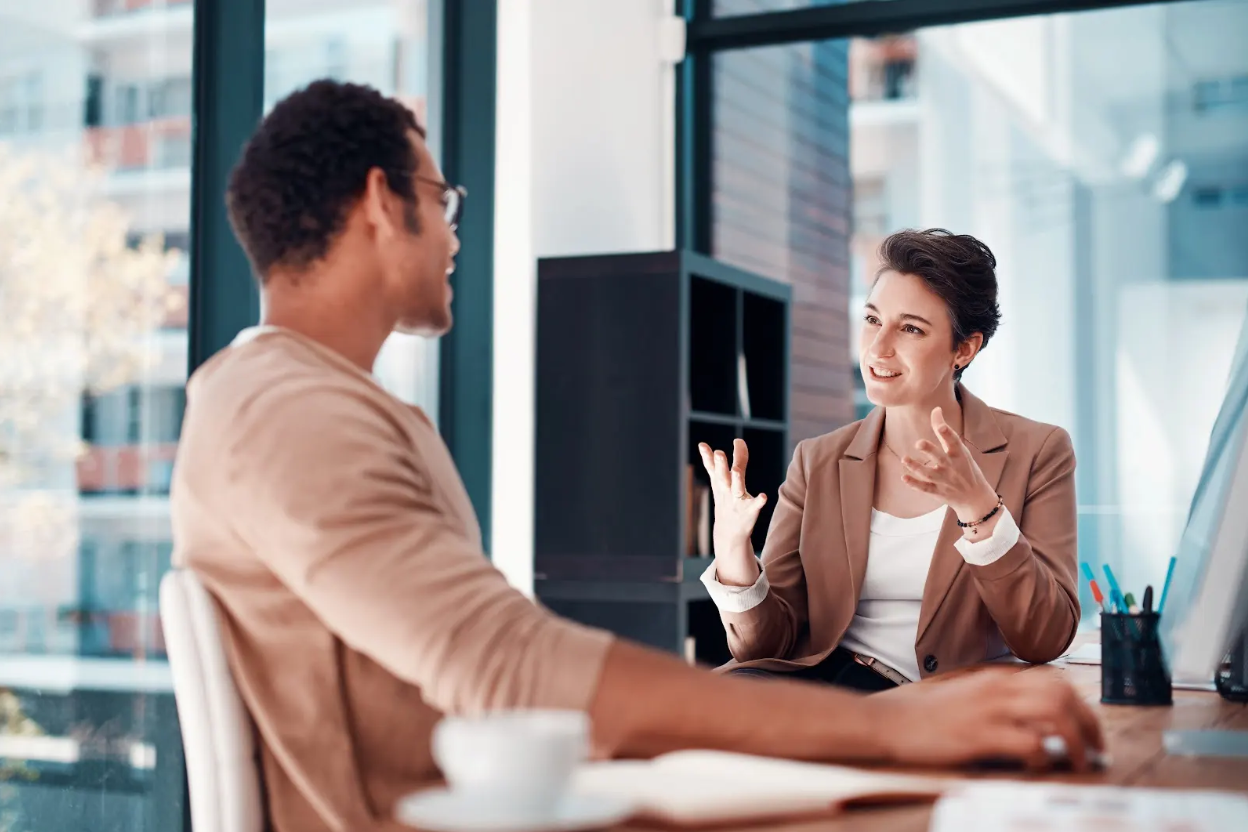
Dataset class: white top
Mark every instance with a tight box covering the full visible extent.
[838,506,945,681]
[701,504,1021,681]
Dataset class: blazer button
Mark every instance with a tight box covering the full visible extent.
[923,655,938,673]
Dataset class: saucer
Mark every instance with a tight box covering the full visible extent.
[395,788,634,832]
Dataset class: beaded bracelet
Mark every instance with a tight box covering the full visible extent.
[957,494,1004,534]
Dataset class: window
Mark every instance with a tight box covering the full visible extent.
[149,76,192,119]
[0,70,44,134]
[325,36,348,79]
[712,39,856,442]
[706,0,1248,616]
[0,75,16,133]
[114,82,140,125]
[1,0,192,826]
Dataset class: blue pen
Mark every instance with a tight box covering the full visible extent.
[1158,555,1178,615]
[1102,564,1125,613]
[1111,589,1127,614]
[1080,562,1097,584]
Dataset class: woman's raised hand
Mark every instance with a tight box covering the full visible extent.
[697,438,768,549]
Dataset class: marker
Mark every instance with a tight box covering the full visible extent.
[1124,592,1136,612]
[1111,589,1127,615]
[1157,556,1178,615]
[1143,585,1154,614]
[1088,579,1107,613]
[1102,565,1125,613]
[1081,562,1097,584]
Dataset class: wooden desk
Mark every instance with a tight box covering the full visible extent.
[620,661,1248,831]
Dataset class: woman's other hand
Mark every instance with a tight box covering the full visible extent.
[698,439,767,585]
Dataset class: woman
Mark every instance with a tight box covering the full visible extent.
[698,228,1079,692]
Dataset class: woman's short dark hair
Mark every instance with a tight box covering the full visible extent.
[876,228,1002,380]
[226,79,424,280]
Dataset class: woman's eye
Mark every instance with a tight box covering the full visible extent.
[864,315,880,325]
[904,325,924,335]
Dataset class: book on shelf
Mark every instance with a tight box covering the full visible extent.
[684,464,696,556]
[737,353,751,419]
[685,464,712,557]
[697,484,710,557]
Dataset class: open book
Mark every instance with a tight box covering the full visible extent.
[572,750,948,827]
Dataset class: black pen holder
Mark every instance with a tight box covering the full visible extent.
[1101,612,1173,706]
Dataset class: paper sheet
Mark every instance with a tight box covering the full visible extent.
[1061,642,1102,665]
[931,782,1248,831]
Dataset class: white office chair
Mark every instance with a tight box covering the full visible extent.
[160,569,265,832]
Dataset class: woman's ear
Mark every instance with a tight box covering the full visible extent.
[955,332,984,371]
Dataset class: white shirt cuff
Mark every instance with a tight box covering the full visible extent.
[699,559,770,613]
[953,505,1021,566]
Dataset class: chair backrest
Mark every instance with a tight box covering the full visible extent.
[160,569,264,832]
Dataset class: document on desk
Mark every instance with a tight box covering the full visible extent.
[931,781,1248,831]
[1060,642,1102,665]
[573,750,947,827]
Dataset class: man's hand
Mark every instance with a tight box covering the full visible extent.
[869,669,1104,772]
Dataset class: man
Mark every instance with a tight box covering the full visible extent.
[171,80,1103,832]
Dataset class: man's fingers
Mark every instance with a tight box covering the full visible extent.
[983,726,1048,771]
[1024,707,1087,773]
[1059,682,1105,755]
[730,469,746,499]
[1012,677,1103,753]
[994,680,1099,772]
[1020,733,1054,773]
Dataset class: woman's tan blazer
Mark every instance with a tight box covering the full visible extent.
[720,385,1080,678]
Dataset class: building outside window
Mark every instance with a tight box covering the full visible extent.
[0,1,435,829]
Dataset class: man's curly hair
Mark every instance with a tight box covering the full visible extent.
[226,79,425,281]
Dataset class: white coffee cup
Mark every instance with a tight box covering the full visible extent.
[432,709,590,823]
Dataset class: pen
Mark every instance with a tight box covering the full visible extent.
[1088,579,1107,613]
[1143,585,1154,614]
[1081,562,1097,584]
[1158,556,1177,615]
[1081,563,1108,612]
[1111,589,1127,615]
[1102,564,1125,613]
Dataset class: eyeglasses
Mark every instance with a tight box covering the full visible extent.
[414,174,467,231]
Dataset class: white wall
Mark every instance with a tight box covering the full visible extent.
[492,0,677,594]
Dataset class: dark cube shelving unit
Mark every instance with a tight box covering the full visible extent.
[534,250,791,667]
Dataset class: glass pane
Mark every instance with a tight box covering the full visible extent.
[711,0,1248,616]
[712,39,856,441]
[262,0,438,415]
[714,0,888,16]
[0,0,193,829]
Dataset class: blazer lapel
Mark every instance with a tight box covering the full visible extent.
[840,408,883,601]
[916,386,1010,643]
